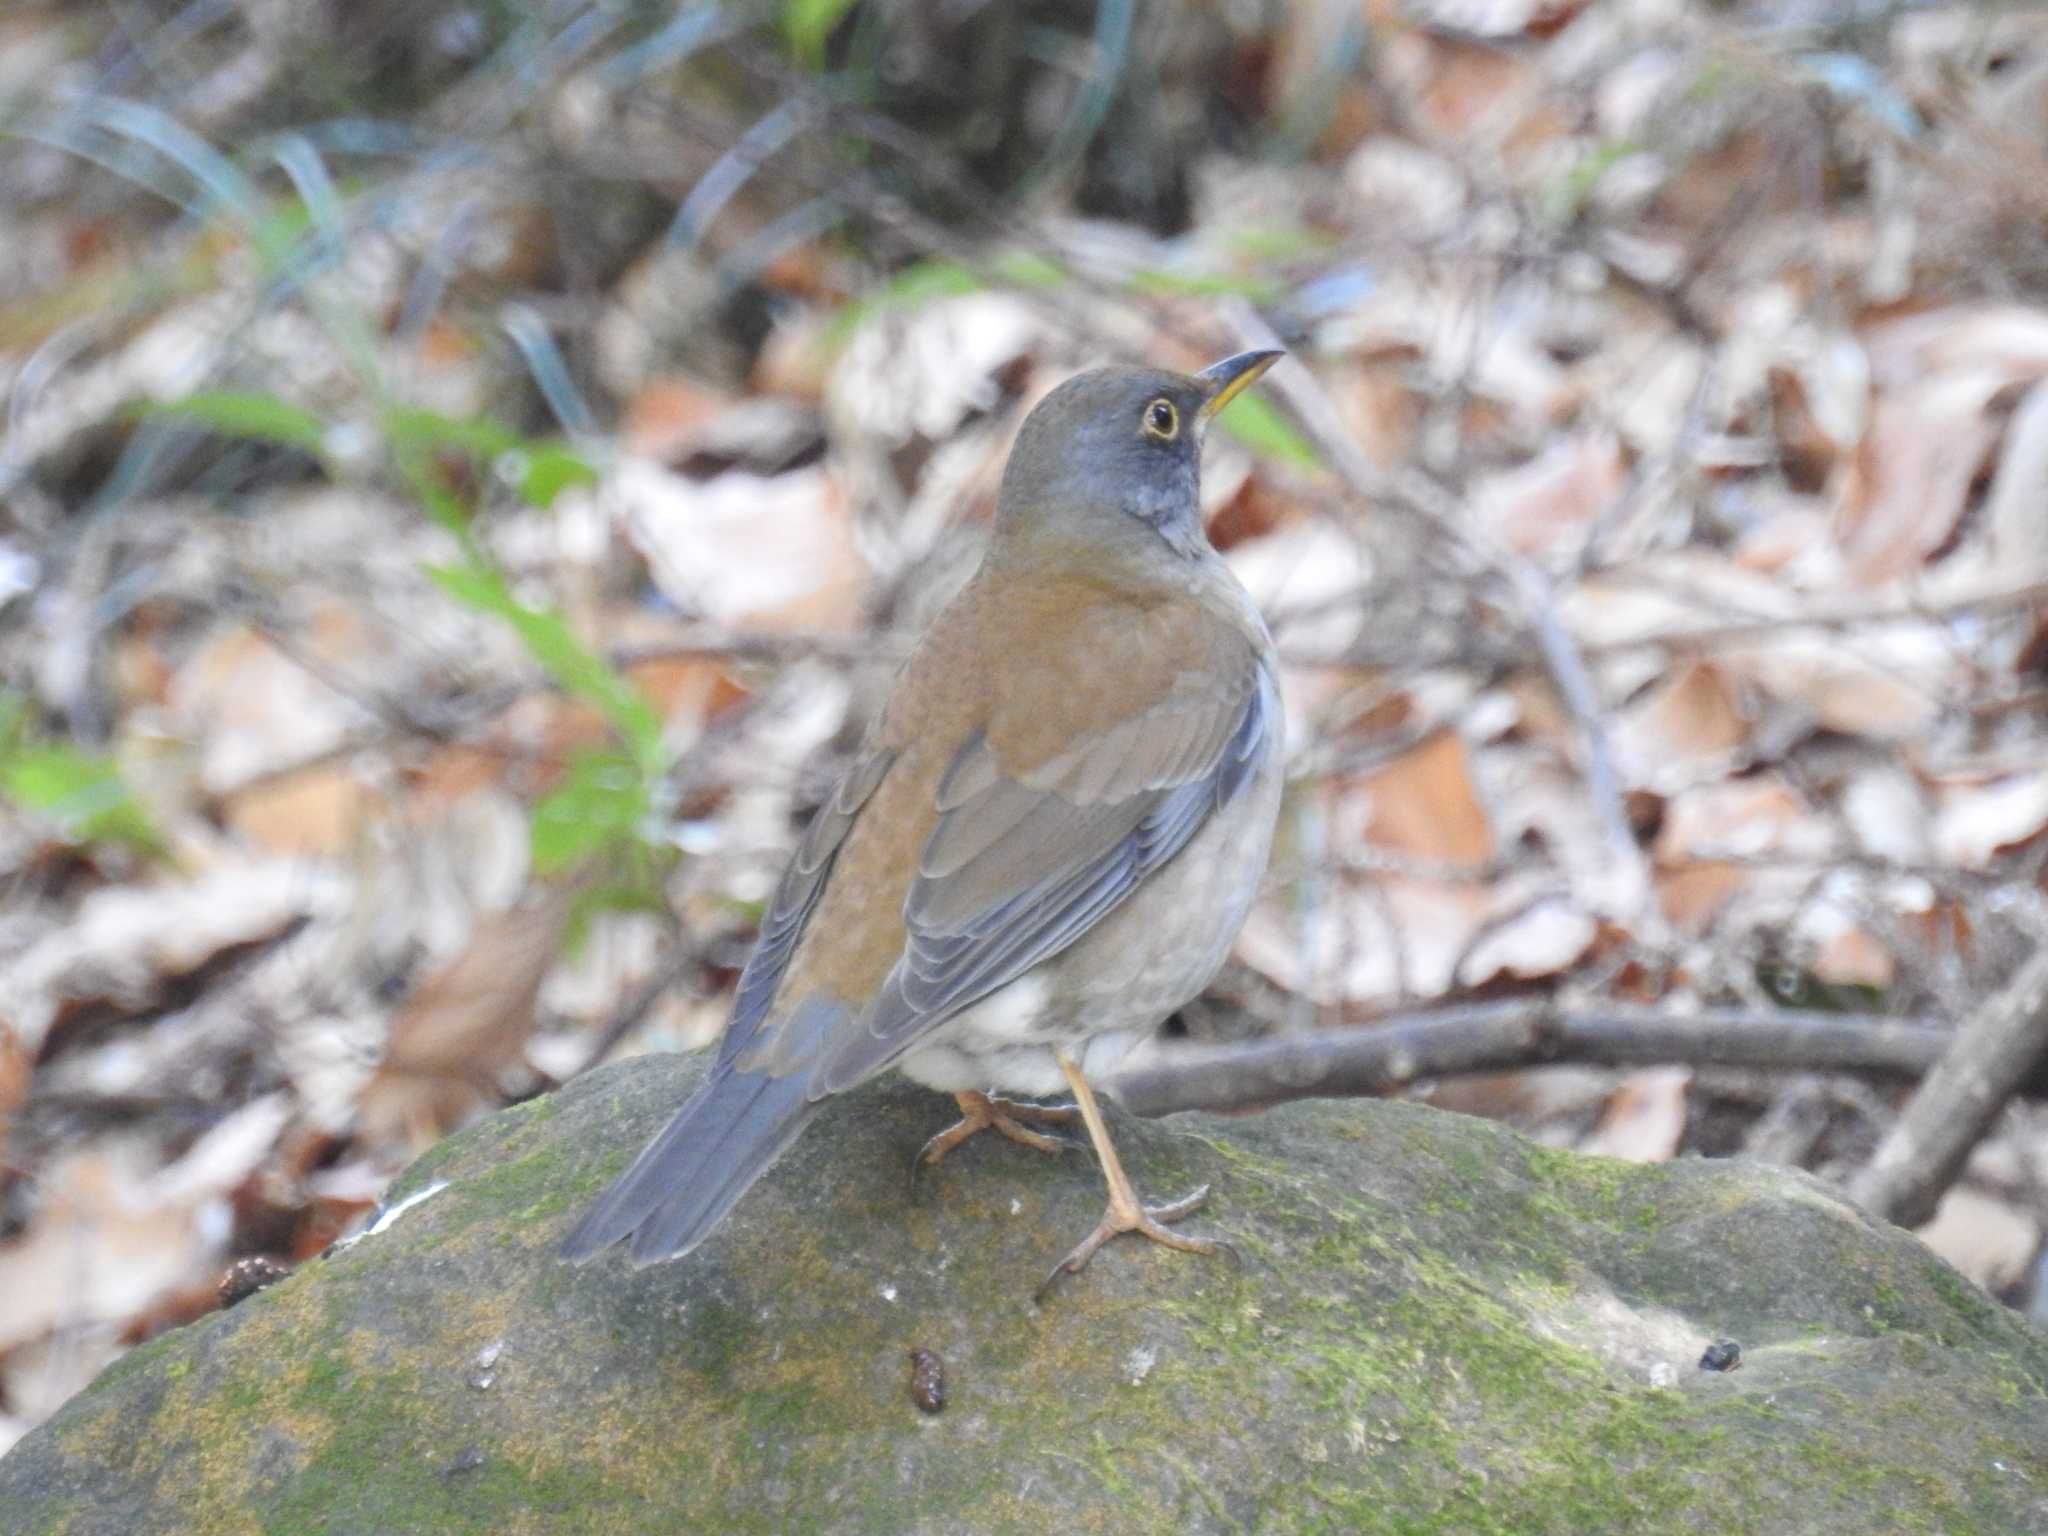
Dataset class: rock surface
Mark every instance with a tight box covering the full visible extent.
[5,1054,2047,1534]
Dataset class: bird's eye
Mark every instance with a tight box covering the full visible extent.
[1141,398,1179,441]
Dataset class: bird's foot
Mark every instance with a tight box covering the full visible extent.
[916,1090,1080,1171]
[1035,1182,1234,1302]
[1035,1044,1237,1302]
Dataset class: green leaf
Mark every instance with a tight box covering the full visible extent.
[990,251,1069,288]
[529,750,650,875]
[0,739,162,855]
[145,392,326,453]
[399,454,475,537]
[425,561,664,768]
[384,407,596,510]
[510,444,599,510]
[784,0,858,69]
[1214,393,1321,469]
[382,406,521,461]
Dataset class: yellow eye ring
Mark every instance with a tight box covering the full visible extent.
[1141,398,1179,441]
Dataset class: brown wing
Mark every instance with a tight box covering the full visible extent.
[808,666,1273,1093]
[733,572,1274,1094]
[717,745,893,1072]
[805,571,1277,1092]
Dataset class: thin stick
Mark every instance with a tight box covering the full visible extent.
[1847,949,2048,1228]
[1108,1001,1956,1119]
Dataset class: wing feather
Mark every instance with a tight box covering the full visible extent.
[725,747,894,1075]
[815,668,1275,1093]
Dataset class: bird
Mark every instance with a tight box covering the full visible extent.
[561,349,1287,1297]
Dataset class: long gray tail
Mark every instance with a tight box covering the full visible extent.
[559,1067,818,1266]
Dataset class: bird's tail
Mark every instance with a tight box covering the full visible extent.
[558,1067,819,1266]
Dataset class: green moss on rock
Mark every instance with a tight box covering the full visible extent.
[4,1056,2046,1534]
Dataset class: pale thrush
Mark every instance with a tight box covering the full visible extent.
[562,349,1286,1295]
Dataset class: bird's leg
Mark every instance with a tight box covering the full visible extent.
[1037,1047,1229,1302]
[917,1089,1080,1168]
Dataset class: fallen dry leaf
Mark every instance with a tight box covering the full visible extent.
[1457,897,1599,986]
[1471,433,1625,561]
[1654,862,1749,933]
[1982,376,2048,582]
[614,459,863,632]
[1835,305,2048,586]
[1915,1184,2041,1296]
[1794,902,1897,989]
[0,1150,194,1355]
[1865,304,2048,388]
[752,306,839,402]
[10,861,331,1054]
[0,1330,125,1459]
[1932,770,2048,867]
[1564,550,1793,648]
[1233,518,1375,650]
[1651,775,1833,932]
[1731,499,1845,585]
[357,891,574,1149]
[1580,1066,1691,1163]
[1718,628,1949,738]
[1344,138,1467,246]
[1839,765,1934,865]
[1421,1065,1617,1128]
[149,1095,293,1211]
[1234,872,1487,1008]
[1832,381,2003,587]
[1654,774,1829,865]
[1341,729,1496,870]
[169,620,373,796]
[622,374,729,462]
[1387,26,1548,144]
[0,1022,28,1145]
[1611,660,1752,791]
[223,763,377,859]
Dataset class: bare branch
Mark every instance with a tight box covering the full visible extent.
[1847,948,2048,1228]
[1109,1000,1953,1119]
[1577,578,2048,656]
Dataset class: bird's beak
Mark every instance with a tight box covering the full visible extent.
[1195,349,1284,423]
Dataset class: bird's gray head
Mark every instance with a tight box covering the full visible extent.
[993,351,1282,561]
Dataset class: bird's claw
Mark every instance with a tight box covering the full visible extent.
[1034,1181,1231,1303]
[910,1092,1081,1189]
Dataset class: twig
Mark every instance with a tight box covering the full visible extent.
[1577,577,2048,657]
[1508,559,1650,916]
[1847,948,2048,1229]
[607,630,900,669]
[1108,1000,1955,1119]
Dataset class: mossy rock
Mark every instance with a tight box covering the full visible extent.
[5,1055,2047,1534]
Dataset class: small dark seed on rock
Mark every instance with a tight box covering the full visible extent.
[908,1347,945,1413]
[218,1256,289,1309]
[1699,1339,1743,1372]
